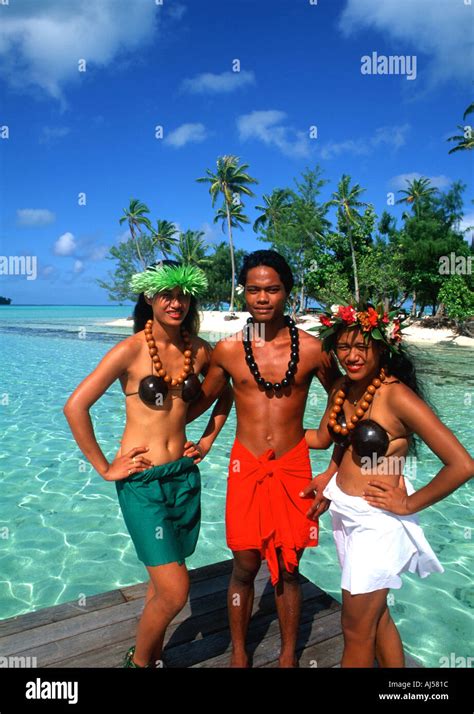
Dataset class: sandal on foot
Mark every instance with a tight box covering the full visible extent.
[123,645,151,668]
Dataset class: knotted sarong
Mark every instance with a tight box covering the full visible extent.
[226,436,318,585]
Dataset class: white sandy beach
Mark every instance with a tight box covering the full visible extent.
[104,311,474,347]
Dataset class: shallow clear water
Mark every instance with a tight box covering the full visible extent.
[0,306,472,667]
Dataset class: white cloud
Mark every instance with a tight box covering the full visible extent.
[17,208,56,227]
[0,0,160,102]
[372,126,409,151]
[164,123,207,148]
[181,70,255,94]
[54,232,76,256]
[319,124,410,160]
[73,260,84,273]
[339,0,473,86]
[237,110,311,158]
[389,172,452,191]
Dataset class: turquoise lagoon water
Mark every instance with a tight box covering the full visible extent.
[0,305,472,667]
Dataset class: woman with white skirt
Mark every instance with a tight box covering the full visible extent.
[322,472,444,596]
[303,303,473,667]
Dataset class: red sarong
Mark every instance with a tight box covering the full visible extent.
[225,435,319,586]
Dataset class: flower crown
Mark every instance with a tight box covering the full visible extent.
[316,303,408,354]
[129,263,208,299]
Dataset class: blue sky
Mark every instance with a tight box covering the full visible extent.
[0,0,472,305]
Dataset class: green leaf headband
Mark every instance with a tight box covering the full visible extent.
[129,263,209,299]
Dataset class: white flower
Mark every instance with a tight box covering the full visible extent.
[330,304,340,316]
[386,320,397,340]
[236,283,245,295]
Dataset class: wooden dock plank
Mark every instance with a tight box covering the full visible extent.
[0,599,144,656]
[192,608,342,668]
[0,561,261,656]
[0,589,127,638]
[53,589,338,668]
[1,564,274,665]
[0,559,424,668]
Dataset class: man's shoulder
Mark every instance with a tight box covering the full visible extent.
[298,327,325,353]
[215,332,244,354]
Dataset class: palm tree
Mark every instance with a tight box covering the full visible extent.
[448,103,474,154]
[119,199,153,268]
[396,177,438,217]
[214,201,251,233]
[197,156,258,312]
[326,175,367,302]
[170,230,212,268]
[253,189,292,234]
[152,219,179,259]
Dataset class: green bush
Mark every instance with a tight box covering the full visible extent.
[438,275,474,321]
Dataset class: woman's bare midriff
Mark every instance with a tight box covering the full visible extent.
[336,440,411,497]
[117,396,189,466]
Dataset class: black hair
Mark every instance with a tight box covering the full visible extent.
[382,347,423,399]
[132,260,201,336]
[383,346,433,457]
[237,249,294,295]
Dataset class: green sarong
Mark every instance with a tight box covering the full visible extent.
[115,456,201,567]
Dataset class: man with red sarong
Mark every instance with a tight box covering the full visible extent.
[185,250,341,667]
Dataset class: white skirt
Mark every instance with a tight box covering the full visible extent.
[323,473,444,595]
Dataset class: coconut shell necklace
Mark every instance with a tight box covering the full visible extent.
[134,319,202,405]
[328,368,390,457]
[243,315,299,391]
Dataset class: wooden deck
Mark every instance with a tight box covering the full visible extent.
[0,559,423,668]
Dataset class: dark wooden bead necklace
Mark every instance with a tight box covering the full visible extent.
[243,315,299,391]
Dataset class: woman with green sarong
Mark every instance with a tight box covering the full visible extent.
[64,261,233,668]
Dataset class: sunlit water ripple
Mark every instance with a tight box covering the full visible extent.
[0,307,472,667]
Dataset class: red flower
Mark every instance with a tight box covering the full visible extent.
[382,312,389,324]
[320,315,334,327]
[367,307,379,327]
[391,319,402,342]
[337,305,356,324]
